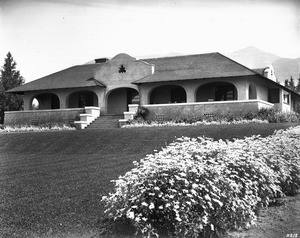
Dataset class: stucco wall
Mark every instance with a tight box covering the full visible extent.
[4,108,83,125]
[23,87,104,111]
[138,76,254,105]
[143,100,274,120]
[94,53,153,86]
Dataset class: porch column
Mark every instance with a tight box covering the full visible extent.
[56,92,68,109]
[139,85,151,105]
[23,92,32,110]
[98,89,106,113]
[184,85,196,103]
[234,81,248,100]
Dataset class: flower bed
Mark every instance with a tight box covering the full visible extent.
[102,126,300,237]
[0,123,75,133]
[122,118,268,128]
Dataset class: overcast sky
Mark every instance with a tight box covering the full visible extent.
[1,0,300,83]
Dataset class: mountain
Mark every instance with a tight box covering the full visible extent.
[272,58,300,83]
[226,46,300,84]
[226,46,281,68]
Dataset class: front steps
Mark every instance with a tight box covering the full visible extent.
[85,114,123,129]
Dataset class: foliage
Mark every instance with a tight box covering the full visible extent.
[0,52,24,123]
[123,118,268,128]
[0,123,75,133]
[134,106,149,120]
[296,75,300,93]
[124,109,300,128]
[285,75,300,93]
[258,108,300,123]
[102,126,300,237]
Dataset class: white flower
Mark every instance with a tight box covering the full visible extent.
[204,194,211,201]
[192,183,198,189]
[126,211,135,219]
[149,203,155,209]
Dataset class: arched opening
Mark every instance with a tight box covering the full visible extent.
[150,85,186,104]
[249,83,257,99]
[67,91,98,108]
[196,82,237,102]
[31,93,60,110]
[107,88,139,114]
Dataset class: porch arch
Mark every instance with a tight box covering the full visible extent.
[67,90,99,108]
[149,85,187,104]
[30,93,60,110]
[106,88,139,114]
[196,82,237,102]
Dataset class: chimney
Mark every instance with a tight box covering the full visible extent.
[95,58,109,63]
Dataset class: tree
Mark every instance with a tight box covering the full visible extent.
[289,76,296,91]
[285,79,289,88]
[296,75,300,93]
[0,52,24,124]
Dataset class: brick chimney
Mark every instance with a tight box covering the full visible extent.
[95,58,109,63]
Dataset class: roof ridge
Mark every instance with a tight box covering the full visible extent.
[217,52,300,94]
[216,52,259,75]
[141,52,219,61]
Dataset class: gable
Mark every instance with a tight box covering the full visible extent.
[93,53,154,86]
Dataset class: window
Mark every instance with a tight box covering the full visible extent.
[284,94,290,104]
[268,89,279,103]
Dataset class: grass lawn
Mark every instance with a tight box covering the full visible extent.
[0,123,299,237]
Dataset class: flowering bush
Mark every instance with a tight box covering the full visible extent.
[0,123,75,133]
[258,108,300,123]
[102,126,300,237]
[122,118,268,128]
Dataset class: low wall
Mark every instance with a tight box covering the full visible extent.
[144,100,274,120]
[4,108,84,125]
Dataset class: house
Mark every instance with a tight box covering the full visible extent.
[5,52,300,128]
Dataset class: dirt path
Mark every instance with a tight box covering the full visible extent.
[226,194,300,238]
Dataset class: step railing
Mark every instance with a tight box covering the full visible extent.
[74,107,100,129]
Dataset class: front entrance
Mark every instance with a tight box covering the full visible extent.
[106,88,139,114]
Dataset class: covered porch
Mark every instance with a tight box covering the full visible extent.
[141,99,274,121]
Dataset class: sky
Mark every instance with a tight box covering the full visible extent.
[1,0,300,83]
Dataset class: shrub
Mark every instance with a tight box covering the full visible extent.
[102,126,300,237]
[257,108,277,122]
[134,106,149,120]
[257,108,300,123]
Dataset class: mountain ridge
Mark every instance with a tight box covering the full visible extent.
[225,46,300,84]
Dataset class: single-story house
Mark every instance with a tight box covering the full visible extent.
[5,52,300,128]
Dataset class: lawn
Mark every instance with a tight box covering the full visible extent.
[0,123,299,237]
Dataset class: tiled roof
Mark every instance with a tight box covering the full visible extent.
[7,64,105,93]
[134,53,257,84]
[8,52,297,96]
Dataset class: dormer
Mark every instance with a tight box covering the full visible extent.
[263,65,277,82]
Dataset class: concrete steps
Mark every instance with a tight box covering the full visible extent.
[85,114,123,129]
